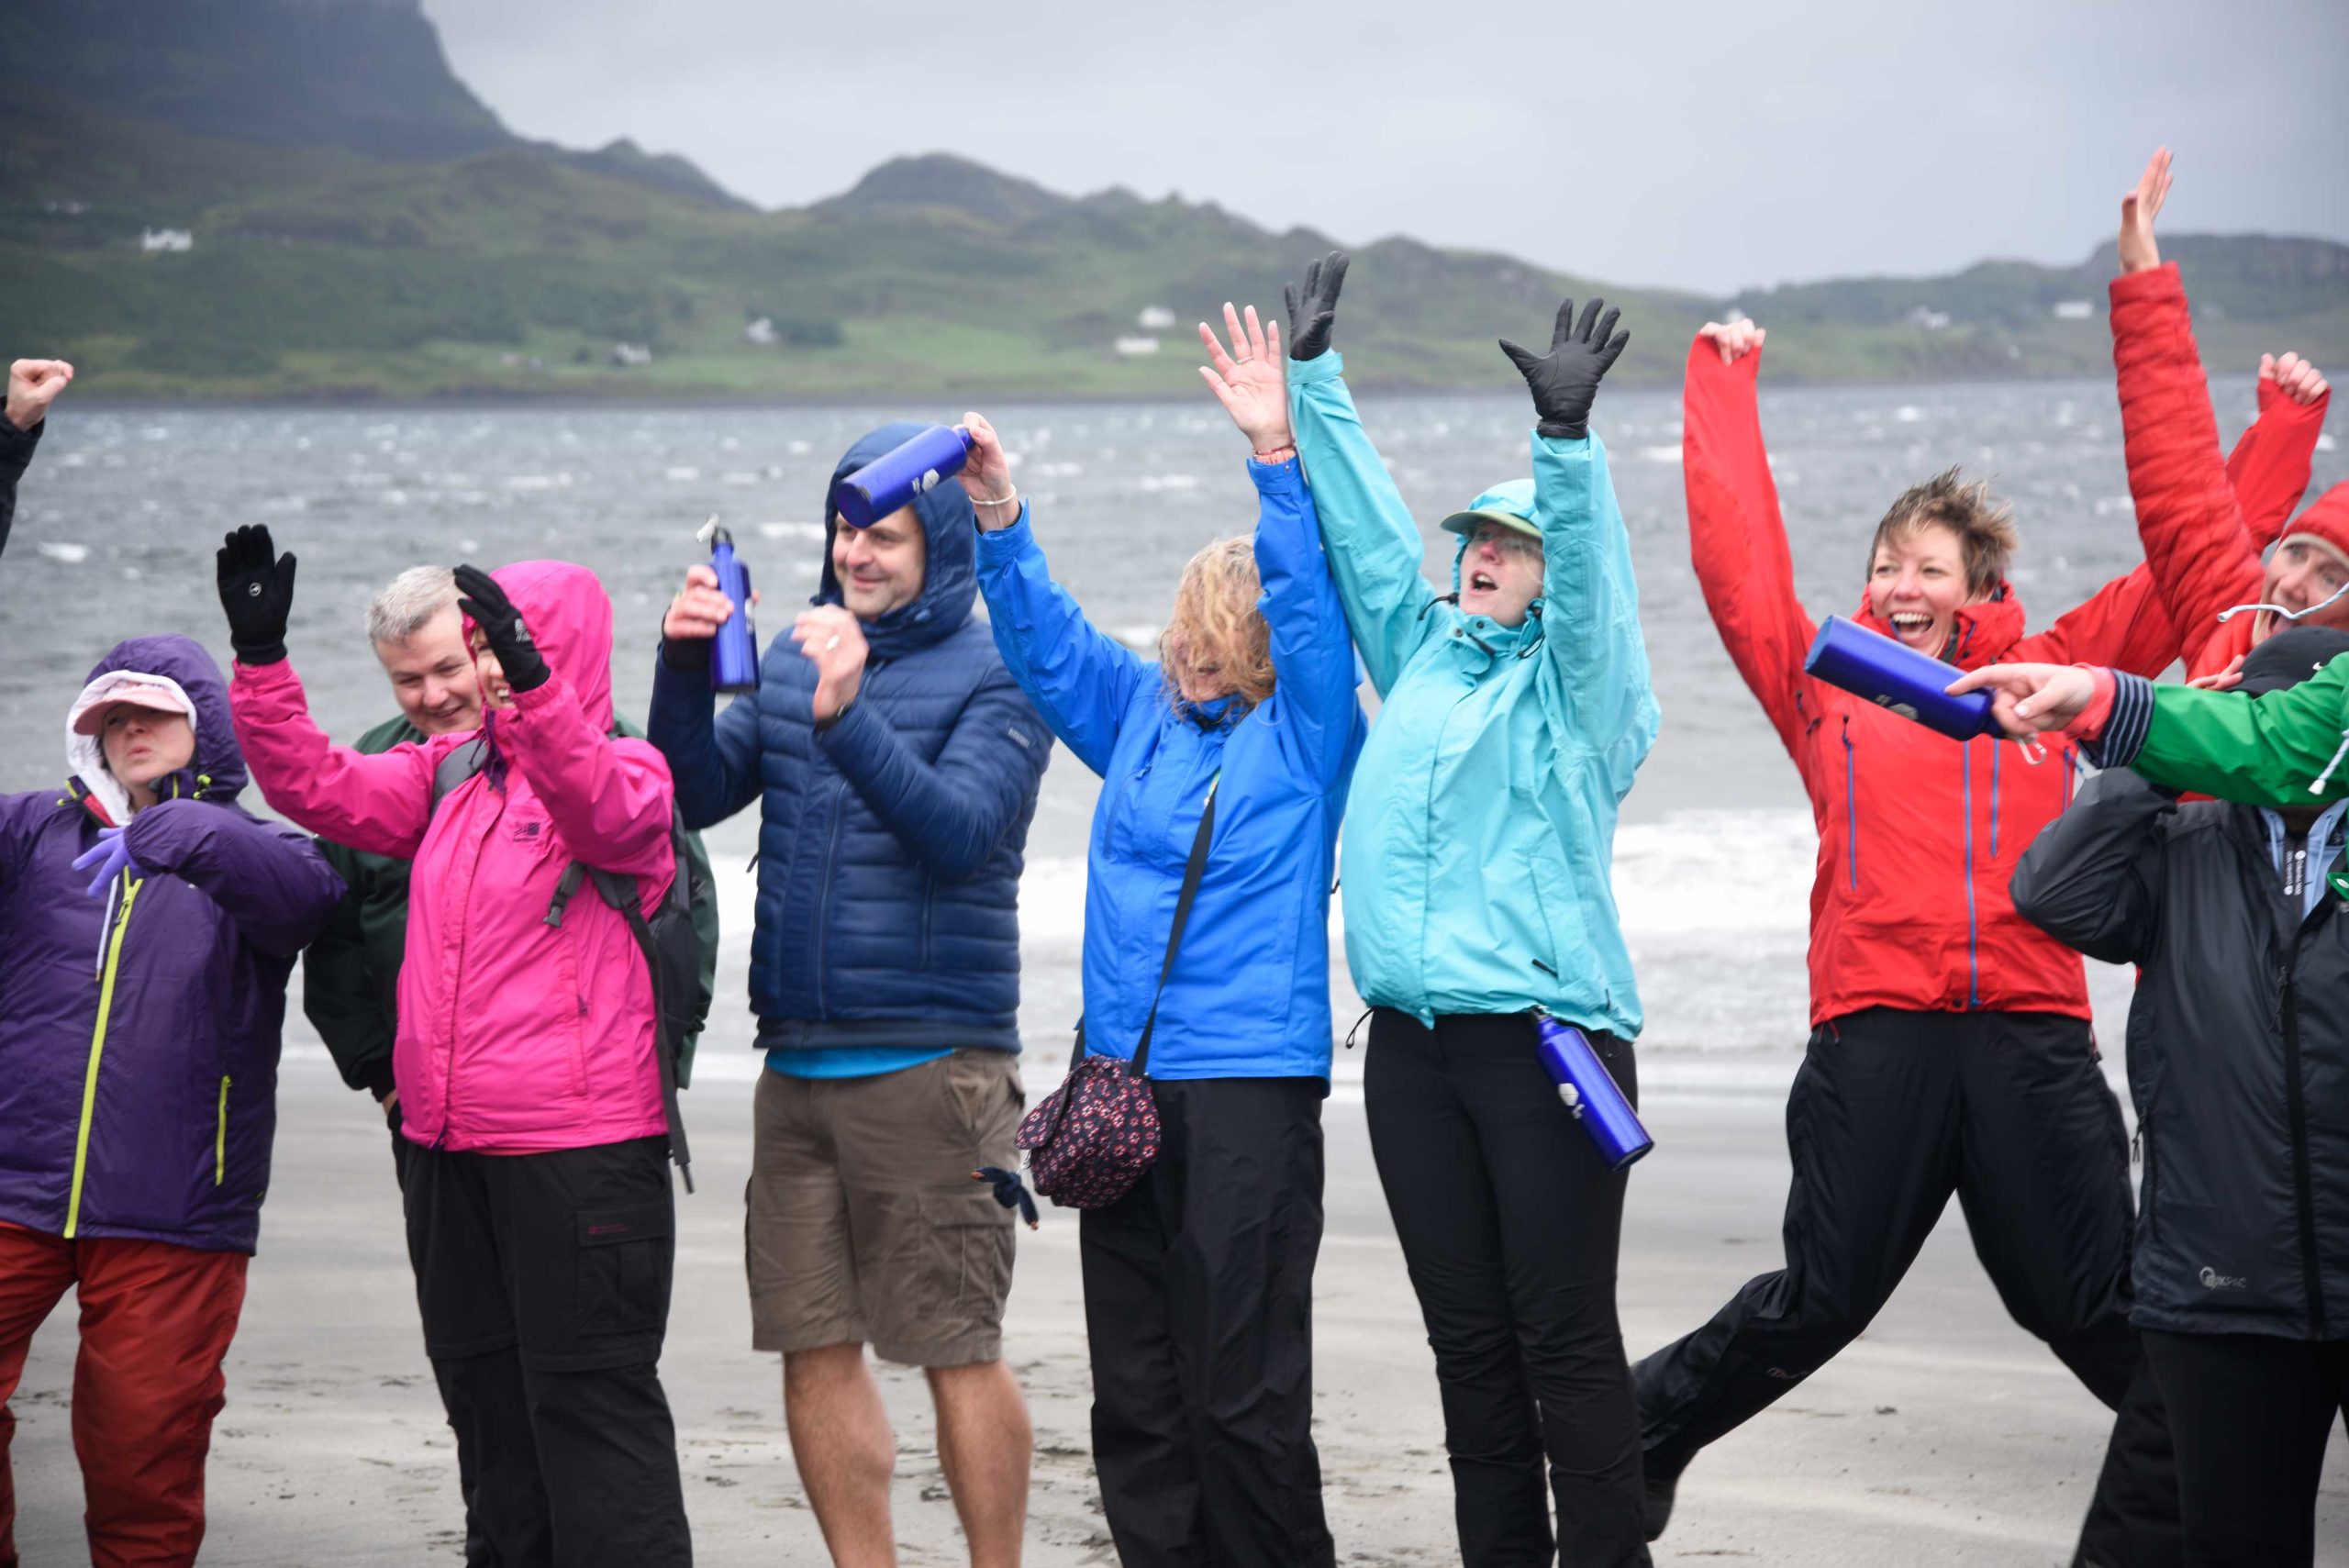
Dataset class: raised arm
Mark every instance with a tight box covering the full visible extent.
[1681,325,1815,753]
[651,563,765,831]
[1501,296,1658,777]
[1197,305,1364,782]
[963,412,1149,776]
[2009,767,2170,966]
[119,798,346,959]
[1281,251,1438,695]
[2228,354,2330,550]
[0,359,72,562]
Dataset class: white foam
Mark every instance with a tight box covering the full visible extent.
[36,541,88,563]
[758,521,826,542]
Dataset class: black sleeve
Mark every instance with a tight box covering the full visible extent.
[300,838,396,1095]
[0,416,41,563]
[2009,767,2173,965]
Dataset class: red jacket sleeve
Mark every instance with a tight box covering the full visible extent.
[2224,373,2329,552]
[2110,264,2268,673]
[2011,562,2179,676]
[1683,336,1814,755]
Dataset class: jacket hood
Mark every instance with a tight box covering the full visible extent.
[2277,480,2349,567]
[1852,583,2026,671]
[487,561,618,729]
[817,422,977,659]
[66,635,242,822]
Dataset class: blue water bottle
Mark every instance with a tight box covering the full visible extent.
[1532,1010,1653,1171]
[697,517,759,695]
[1803,615,2000,741]
[833,424,974,528]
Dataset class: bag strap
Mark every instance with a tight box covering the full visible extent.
[1131,774,1219,1079]
[589,866,695,1194]
[430,734,489,810]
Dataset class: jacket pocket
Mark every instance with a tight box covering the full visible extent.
[575,1204,675,1337]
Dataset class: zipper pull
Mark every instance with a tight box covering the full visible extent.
[2130,1123,2143,1166]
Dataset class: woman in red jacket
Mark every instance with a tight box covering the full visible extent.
[1633,315,2321,1561]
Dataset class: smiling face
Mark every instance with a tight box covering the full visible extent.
[1867,522,1979,653]
[467,625,514,711]
[2260,539,2349,633]
[831,505,928,620]
[101,704,196,809]
[375,605,483,736]
[1458,520,1544,627]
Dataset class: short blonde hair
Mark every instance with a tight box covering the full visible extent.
[1868,468,2020,597]
[1160,538,1275,710]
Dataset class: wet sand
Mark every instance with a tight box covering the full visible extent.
[10,1055,2344,1565]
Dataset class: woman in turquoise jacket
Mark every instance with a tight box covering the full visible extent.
[966,303,1365,1568]
[1285,254,1659,1568]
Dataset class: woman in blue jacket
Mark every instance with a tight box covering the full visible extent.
[1284,254,1660,1567]
[966,303,1365,1568]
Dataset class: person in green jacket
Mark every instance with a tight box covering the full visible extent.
[303,565,719,1567]
[1284,252,1660,1568]
[1950,650,2349,803]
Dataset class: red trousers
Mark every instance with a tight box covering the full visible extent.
[0,1222,248,1568]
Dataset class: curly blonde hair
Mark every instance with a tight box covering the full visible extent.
[1868,467,2020,597]
[1160,537,1275,710]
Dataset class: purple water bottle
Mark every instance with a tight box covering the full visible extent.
[697,517,759,695]
[1532,1011,1653,1171]
[833,425,974,528]
[1803,615,2001,741]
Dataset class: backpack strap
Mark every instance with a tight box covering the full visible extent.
[579,862,694,1195]
[1130,773,1219,1078]
[431,735,489,810]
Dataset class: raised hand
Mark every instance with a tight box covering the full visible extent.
[453,563,551,694]
[2119,148,2172,275]
[955,412,1021,531]
[1500,297,1631,440]
[216,524,297,665]
[6,360,72,431]
[790,605,869,721]
[1698,319,1765,366]
[1283,250,1349,362]
[2261,351,2330,408]
[1197,303,1293,456]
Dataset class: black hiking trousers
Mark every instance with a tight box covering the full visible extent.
[1366,1009,1650,1568]
[2142,1331,2349,1567]
[1079,1075,1335,1568]
[1631,1007,2178,1567]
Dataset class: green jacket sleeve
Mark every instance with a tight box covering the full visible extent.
[301,837,397,1095]
[1287,350,1437,698]
[1530,429,1659,795]
[2123,657,2349,804]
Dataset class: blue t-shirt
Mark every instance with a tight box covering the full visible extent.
[764,1045,953,1080]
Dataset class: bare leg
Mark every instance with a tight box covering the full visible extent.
[785,1343,896,1568]
[926,1359,1030,1568]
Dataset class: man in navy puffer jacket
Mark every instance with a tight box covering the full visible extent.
[649,421,1048,1564]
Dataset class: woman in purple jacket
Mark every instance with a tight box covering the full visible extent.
[0,634,342,1568]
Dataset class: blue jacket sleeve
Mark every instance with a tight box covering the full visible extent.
[1530,429,1659,797]
[813,664,1051,881]
[645,646,763,832]
[1287,351,1439,697]
[1250,455,1366,784]
[122,799,347,960]
[973,503,1149,778]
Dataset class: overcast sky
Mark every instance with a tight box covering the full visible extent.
[421,0,2349,296]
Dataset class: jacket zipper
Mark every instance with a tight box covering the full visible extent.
[1961,743,1980,1008]
[64,875,143,1239]
[2278,937,2328,1335]
[1988,738,2001,860]
[215,1075,231,1186]
[811,781,848,1015]
[1840,717,1859,890]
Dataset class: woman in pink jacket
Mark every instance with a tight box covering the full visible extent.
[218,526,692,1568]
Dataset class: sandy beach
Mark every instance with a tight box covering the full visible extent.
[12,1051,2341,1567]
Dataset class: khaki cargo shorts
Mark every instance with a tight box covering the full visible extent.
[746,1048,1023,1367]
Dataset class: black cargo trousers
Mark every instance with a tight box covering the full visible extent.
[1632,1007,2177,1567]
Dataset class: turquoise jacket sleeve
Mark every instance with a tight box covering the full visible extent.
[1287,350,1438,697]
[1530,429,1660,795]
[973,503,1149,778]
[1248,454,1364,784]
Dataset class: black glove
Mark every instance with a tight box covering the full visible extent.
[1283,250,1350,361]
[452,563,551,695]
[1499,297,1631,440]
[215,524,296,665]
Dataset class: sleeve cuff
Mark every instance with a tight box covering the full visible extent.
[507,670,569,716]
[660,635,711,673]
[1287,350,1345,386]
[358,1058,398,1100]
[1246,453,1302,490]
[2108,261,2182,306]
[973,502,1035,554]
[2082,671,2154,767]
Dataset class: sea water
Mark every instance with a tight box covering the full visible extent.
[4,378,2330,1084]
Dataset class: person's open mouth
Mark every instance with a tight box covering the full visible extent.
[1887,611,1936,640]
[1467,570,1498,594]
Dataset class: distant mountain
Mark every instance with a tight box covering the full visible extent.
[2,1,2343,399]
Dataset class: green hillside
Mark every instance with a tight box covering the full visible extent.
[3,0,2345,400]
